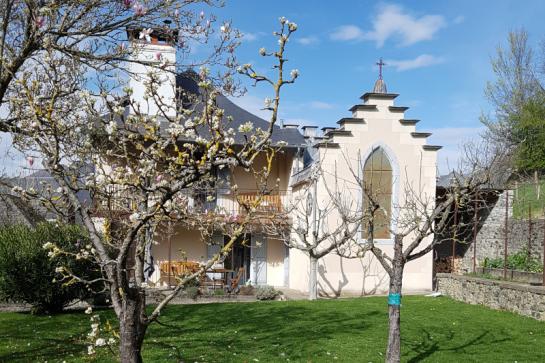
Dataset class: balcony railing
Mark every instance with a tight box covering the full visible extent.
[93,185,290,218]
[187,188,289,216]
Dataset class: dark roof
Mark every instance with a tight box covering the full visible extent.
[389,106,409,112]
[360,92,399,101]
[399,119,420,125]
[174,72,306,148]
[349,104,378,112]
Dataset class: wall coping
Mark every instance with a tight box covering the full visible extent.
[436,273,545,295]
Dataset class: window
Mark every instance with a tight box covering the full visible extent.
[362,148,392,239]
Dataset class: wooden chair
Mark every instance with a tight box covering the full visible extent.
[228,267,245,294]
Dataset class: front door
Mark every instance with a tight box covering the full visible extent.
[251,234,267,286]
[224,234,251,284]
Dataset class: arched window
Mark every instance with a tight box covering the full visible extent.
[362,147,392,239]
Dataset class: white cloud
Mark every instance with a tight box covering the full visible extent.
[241,31,265,42]
[296,36,319,45]
[428,126,485,174]
[332,4,446,47]
[453,15,465,24]
[330,25,365,41]
[386,54,444,71]
[308,101,334,110]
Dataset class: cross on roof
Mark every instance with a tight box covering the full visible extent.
[376,58,386,80]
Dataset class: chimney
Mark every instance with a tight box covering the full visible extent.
[127,25,178,117]
[282,123,299,129]
[301,125,318,138]
[321,127,336,136]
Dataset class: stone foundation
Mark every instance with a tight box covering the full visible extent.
[436,273,545,320]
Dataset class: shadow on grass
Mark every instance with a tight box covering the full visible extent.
[0,313,89,362]
[405,328,509,362]
[146,301,382,362]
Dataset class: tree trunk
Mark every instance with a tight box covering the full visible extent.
[309,255,318,300]
[119,290,148,363]
[386,237,404,363]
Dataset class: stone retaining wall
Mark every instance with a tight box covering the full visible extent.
[436,273,545,320]
[457,190,545,273]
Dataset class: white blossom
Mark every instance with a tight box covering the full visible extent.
[290,69,299,79]
[85,307,93,315]
[288,22,298,31]
[238,121,254,133]
[129,212,140,223]
[95,338,106,347]
[105,121,117,135]
[139,28,153,42]
[220,23,230,33]
[259,47,266,56]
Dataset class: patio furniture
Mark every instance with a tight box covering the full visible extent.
[159,261,201,286]
[228,267,245,294]
[200,268,234,291]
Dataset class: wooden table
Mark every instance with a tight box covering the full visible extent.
[203,268,234,289]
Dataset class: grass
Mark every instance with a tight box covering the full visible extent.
[1,296,545,362]
[512,180,545,219]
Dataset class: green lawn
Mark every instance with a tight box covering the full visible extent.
[1,296,544,362]
[513,180,545,219]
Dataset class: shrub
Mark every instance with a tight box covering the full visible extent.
[483,248,543,273]
[0,223,102,314]
[255,285,279,301]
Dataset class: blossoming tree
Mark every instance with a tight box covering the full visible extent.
[0,1,299,361]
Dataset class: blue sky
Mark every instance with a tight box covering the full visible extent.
[219,0,545,173]
[2,1,544,175]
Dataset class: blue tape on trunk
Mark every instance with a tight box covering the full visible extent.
[388,293,401,306]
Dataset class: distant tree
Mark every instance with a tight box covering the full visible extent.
[481,29,545,171]
[511,96,545,172]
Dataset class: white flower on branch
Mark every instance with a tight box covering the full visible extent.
[220,23,230,33]
[133,3,147,17]
[139,28,153,42]
[288,22,298,31]
[238,121,254,133]
[290,69,299,79]
[129,212,141,223]
[55,266,64,273]
[95,338,106,347]
[105,121,116,135]
[264,97,272,108]
[42,242,54,250]
[85,307,93,315]
[259,47,267,56]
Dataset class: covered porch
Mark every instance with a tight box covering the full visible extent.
[148,226,288,290]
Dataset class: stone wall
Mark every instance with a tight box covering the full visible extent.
[436,273,545,321]
[458,190,545,273]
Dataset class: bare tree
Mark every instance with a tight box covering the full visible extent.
[2,1,300,361]
[263,160,362,300]
[297,144,505,363]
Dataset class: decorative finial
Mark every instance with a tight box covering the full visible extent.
[372,57,388,93]
[376,58,386,80]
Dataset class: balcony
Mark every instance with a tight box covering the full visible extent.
[92,185,290,220]
[186,188,289,217]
